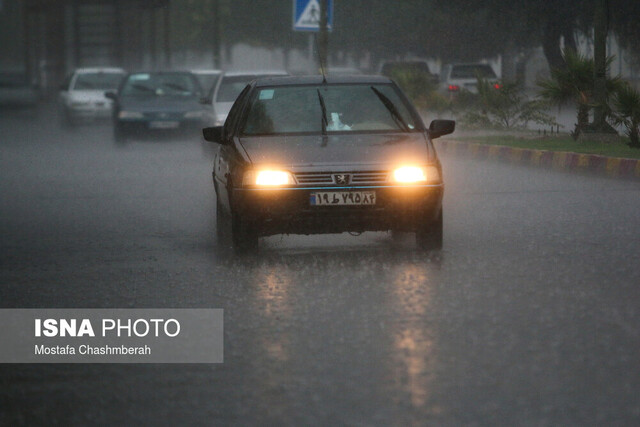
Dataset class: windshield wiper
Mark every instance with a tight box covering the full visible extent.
[370,86,410,132]
[316,89,328,136]
[163,82,190,93]
[131,84,155,94]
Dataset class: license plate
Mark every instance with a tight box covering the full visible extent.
[310,191,376,206]
[149,121,179,129]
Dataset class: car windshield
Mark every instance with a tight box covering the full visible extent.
[121,73,200,97]
[217,75,282,103]
[72,72,124,90]
[241,84,419,136]
[450,64,497,79]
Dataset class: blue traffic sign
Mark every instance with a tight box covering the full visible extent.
[293,0,333,32]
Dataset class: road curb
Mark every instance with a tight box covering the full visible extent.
[436,140,640,180]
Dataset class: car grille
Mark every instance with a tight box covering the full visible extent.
[294,171,389,185]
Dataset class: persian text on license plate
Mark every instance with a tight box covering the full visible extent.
[310,191,376,206]
[149,121,179,129]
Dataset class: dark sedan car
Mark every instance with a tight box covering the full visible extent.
[106,71,210,142]
[203,75,454,253]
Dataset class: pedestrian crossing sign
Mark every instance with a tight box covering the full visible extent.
[293,0,333,32]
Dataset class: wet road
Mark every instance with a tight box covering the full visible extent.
[1,107,639,425]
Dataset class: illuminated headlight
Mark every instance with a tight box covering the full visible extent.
[184,110,206,119]
[392,166,439,183]
[118,111,143,119]
[243,170,295,187]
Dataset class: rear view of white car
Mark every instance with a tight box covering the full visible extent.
[58,67,126,126]
[439,63,499,96]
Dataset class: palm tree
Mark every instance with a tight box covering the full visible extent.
[538,50,621,139]
[611,83,640,148]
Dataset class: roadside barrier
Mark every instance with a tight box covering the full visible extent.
[436,139,640,180]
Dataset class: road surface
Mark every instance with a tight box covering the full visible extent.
[1,106,639,425]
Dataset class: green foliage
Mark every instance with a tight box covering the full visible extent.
[537,50,622,137]
[461,78,558,129]
[610,83,640,148]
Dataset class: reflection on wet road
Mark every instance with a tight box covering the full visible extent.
[1,107,639,425]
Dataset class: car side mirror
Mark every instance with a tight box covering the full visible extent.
[428,119,455,139]
[104,91,117,100]
[202,126,225,144]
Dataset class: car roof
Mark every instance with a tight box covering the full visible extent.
[253,74,393,87]
[191,69,222,75]
[222,70,288,77]
[74,67,126,74]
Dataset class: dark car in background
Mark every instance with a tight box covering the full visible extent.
[106,71,210,143]
[203,75,454,253]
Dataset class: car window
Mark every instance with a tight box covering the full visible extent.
[216,75,262,103]
[450,65,496,79]
[224,84,252,136]
[241,84,419,136]
[216,74,286,103]
[72,72,125,90]
[121,73,201,97]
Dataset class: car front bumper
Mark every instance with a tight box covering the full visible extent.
[67,105,112,120]
[231,184,444,236]
[116,118,206,135]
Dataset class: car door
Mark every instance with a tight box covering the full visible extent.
[214,84,252,211]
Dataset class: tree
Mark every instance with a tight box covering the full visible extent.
[538,50,621,138]
[610,83,640,148]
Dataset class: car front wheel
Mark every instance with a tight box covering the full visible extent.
[416,208,443,251]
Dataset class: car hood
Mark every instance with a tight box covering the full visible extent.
[238,133,432,170]
[69,90,112,103]
[119,95,203,113]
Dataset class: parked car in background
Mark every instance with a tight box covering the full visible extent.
[58,67,126,126]
[203,75,454,253]
[191,69,222,94]
[378,60,438,85]
[0,72,39,109]
[439,63,499,95]
[106,71,210,143]
[207,70,288,126]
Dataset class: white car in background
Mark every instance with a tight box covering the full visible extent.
[58,67,126,126]
[208,70,288,126]
[439,63,499,95]
[191,69,222,95]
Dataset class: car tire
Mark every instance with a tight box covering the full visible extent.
[230,210,258,254]
[416,208,443,251]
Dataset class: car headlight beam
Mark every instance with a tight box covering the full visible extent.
[243,170,295,187]
[392,166,439,184]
